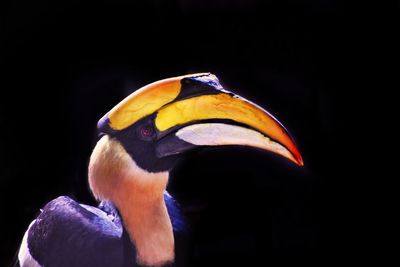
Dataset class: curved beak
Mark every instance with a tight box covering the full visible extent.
[154,87,303,166]
[99,73,303,166]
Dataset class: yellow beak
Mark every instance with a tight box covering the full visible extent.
[100,73,303,166]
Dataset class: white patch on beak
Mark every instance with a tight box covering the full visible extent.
[175,123,296,163]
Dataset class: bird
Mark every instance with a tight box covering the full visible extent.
[15,73,303,267]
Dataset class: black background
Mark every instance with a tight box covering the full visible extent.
[1,0,394,266]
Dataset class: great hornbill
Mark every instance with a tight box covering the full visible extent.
[15,73,303,267]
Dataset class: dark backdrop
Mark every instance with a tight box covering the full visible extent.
[1,0,386,266]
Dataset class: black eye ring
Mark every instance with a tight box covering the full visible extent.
[140,126,154,138]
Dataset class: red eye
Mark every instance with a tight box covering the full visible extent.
[140,126,153,137]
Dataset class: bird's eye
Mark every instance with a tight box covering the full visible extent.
[140,126,154,138]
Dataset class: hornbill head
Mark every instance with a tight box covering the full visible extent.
[92,72,302,175]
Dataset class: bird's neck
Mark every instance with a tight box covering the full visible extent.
[113,172,174,267]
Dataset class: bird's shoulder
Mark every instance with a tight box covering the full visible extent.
[27,196,125,267]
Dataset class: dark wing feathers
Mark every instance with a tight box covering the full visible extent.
[24,193,185,267]
[28,196,124,267]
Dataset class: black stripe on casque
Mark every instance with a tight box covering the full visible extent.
[173,73,229,102]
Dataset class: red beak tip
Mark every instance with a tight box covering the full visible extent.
[296,156,304,167]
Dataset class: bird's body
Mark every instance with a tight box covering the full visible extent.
[17,194,185,267]
[15,73,303,267]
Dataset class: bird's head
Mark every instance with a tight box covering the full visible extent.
[88,73,303,201]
